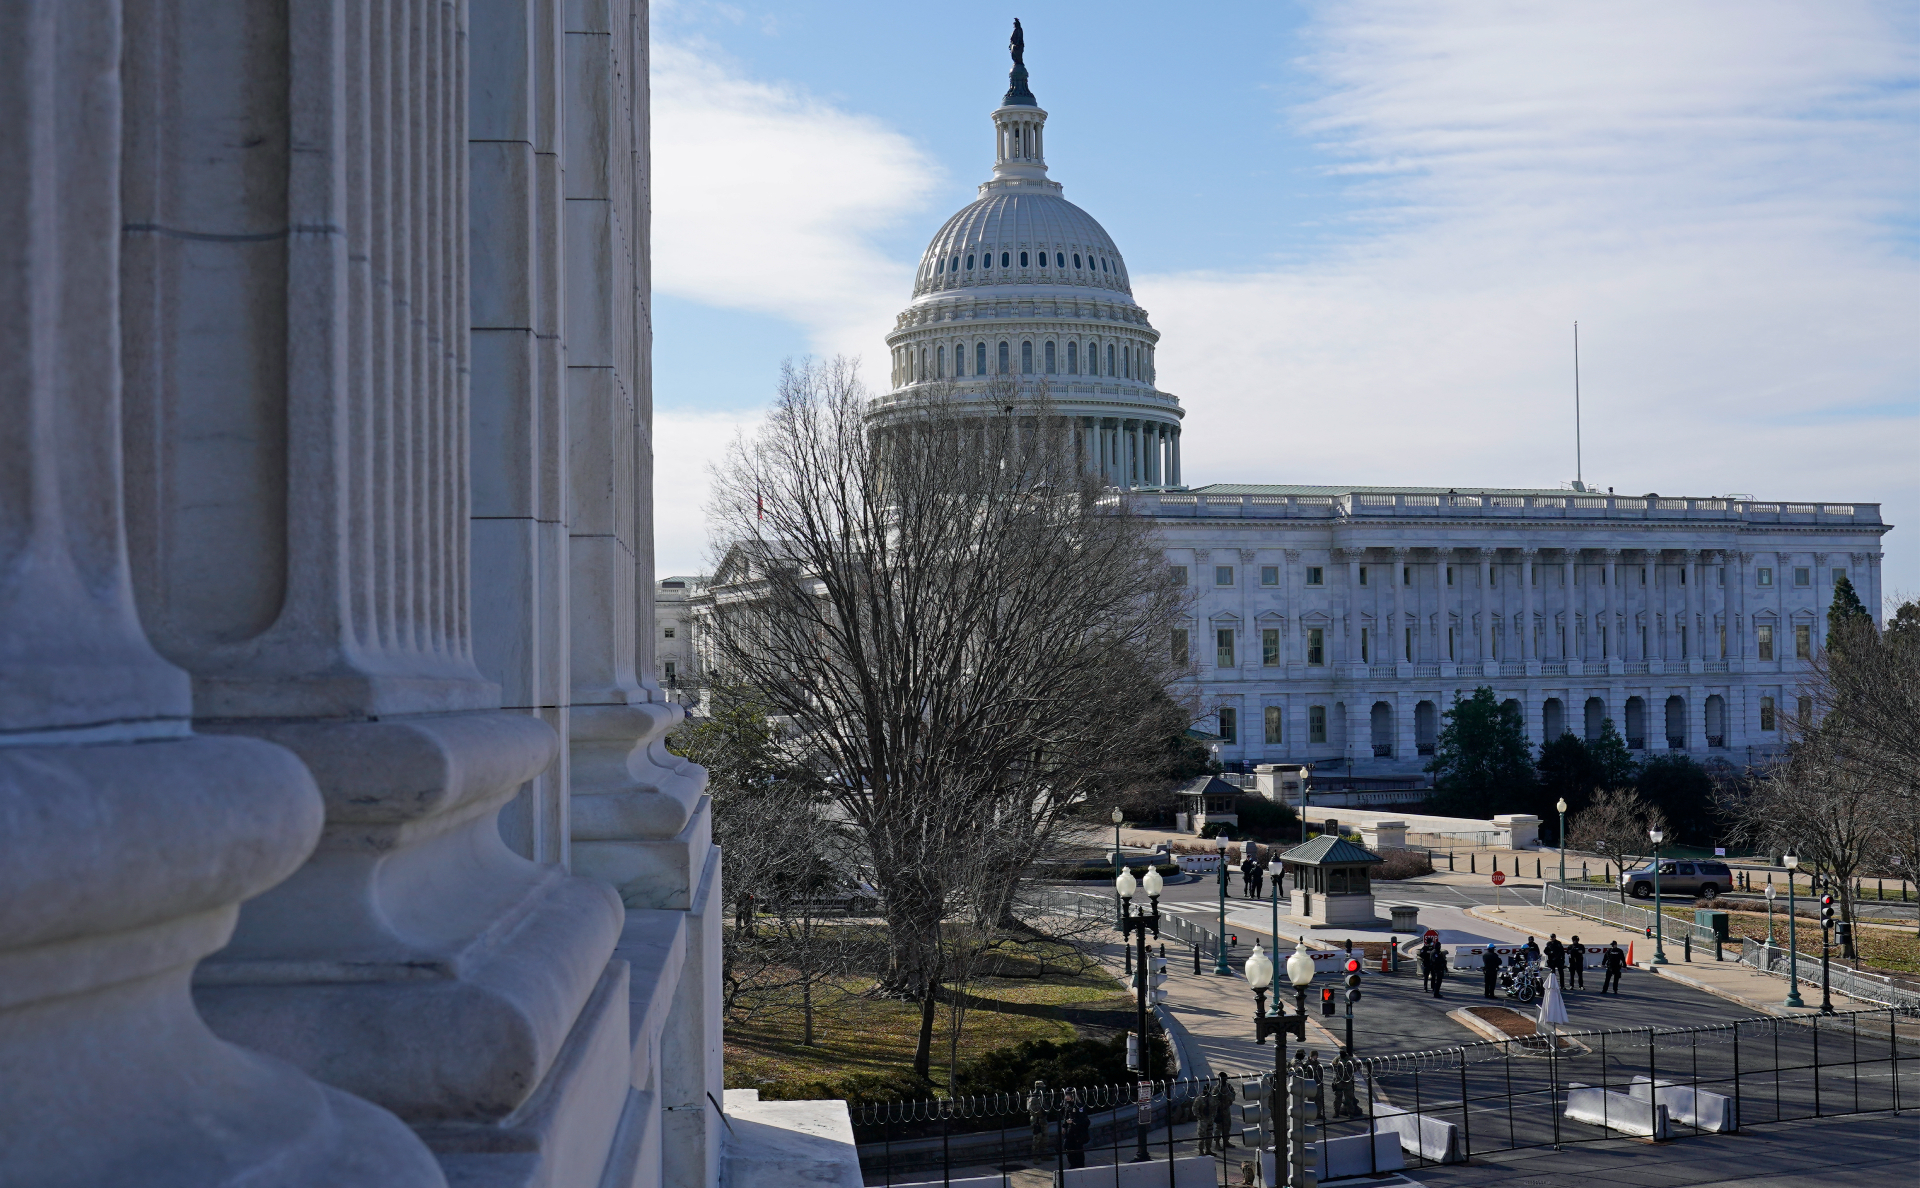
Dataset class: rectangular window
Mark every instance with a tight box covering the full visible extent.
[1489,567,1498,587]
[1358,567,1368,586]
[1216,628,1236,668]
[1759,696,1776,732]
[1307,628,1325,666]
[1402,566,1411,586]
[662,626,676,639]
[1262,628,1280,666]
[1170,565,1188,586]
[1172,629,1188,666]
[1680,568,1687,585]
[1264,705,1283,745]
[1446,566,1454,586]
[1448,627,1456,660]
[1217,707,1237,745]
[663,661,676,681]
[1261,565,1279,586]
[1794,567,1810,587]
[1309,704,1327,744]
[1306,566,1324,586]
[1797,695,1812,721]
[1757,567,1773,587]
[1795,624,1811,659]
[1718,567,1725,586]
[1532,566,1539,586]
[1758,624,1775,661]
[1360,627,1370,664]
[1404,626,1413,662]
[1718,626,1726,659]
[1640,567,1647,585]
[1832,567,1846,585]
[1215,565,1234,586]
[1680,626,1688,658]
[1640,626,1647,656]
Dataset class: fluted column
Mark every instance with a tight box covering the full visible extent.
[1343,549,1363,667]
[119,0,629,1151]
[1477,549,1496,664]
[1601,549,1622,668]
[1812,552,1829,657]
[1171,428,1182,485]
[0,5,437,1180]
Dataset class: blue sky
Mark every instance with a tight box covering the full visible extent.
[649,1,1920,600]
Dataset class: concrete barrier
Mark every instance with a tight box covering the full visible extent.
[1565,1085,1671,1139]
[1059,1154,1217,1187]
[1629,1076,1738,1133]
[1371,1105,1462,1163]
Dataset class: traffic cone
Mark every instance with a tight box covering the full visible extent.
[1628,942,1634,966]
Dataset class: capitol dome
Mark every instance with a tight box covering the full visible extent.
[875,29,1184,490]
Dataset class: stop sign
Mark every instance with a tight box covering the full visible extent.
[1424,929,1438,940]
[1491,871,1507,886]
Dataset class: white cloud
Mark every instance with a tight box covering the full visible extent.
[652,409,763,581]
[649,39,943,357]
[1144,0,1919,596]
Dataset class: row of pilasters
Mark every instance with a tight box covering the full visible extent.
[1330,546,1753,667]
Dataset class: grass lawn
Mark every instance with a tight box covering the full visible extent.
[1655,904,1920,976]
[725,943,1132,1099]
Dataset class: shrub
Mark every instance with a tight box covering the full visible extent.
[1373,848,1435,881]
[763,1069,934,1105]
[1233,796,1300,839]
[952,1029,1172,1097]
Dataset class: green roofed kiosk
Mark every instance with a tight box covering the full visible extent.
[1278,833,1386,926]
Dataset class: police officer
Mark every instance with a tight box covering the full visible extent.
[1544,934,1565,982]
[1602,940,1626,994]
[1482,947,1501,999]
[1428,943,1447,998]
[1061,1091,1090,1169]
[1567,935,1587,989]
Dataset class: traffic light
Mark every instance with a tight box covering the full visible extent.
[1149,954,1170,1004]
[1820,895,1836,931]
[1344,958,1363,1006]
[1835,921,1853,948]
[1321,987,1336,1016]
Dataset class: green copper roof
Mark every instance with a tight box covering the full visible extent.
[1277,834,1384,866]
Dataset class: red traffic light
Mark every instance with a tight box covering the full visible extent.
[1345,958,1361,973]
[1820,895,1834,906]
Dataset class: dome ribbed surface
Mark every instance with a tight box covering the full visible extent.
[914,191,1132,299]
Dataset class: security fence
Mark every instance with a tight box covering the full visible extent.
[1739,937,1920,1012]
[1543,881,1727,950]
[853,1008,1916,1186]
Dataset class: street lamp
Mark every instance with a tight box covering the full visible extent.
[1556,798,1569,887]
[1764,882,1776,946]
[1111,807,1126,876]
[1649,828,1669,965]
[1214,835,1232,976]
[1782,852,1804,1008]
[1114,866,1163,1089]
[1246,941,1316,1147]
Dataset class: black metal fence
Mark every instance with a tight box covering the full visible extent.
[852,1007,1917,1186]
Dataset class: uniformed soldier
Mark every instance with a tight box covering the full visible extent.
[1330,1049,1361,1119]
[1195,1079,1217,1156]
[1026,1080,1049,1160]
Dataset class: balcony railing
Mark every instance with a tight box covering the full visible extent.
[1627,736,1645,750]
[1707,734,1727,748]
[1372,744,1393,758]
[1132,490,1880,524]
[1666,734,1687,749]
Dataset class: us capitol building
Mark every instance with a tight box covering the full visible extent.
[874,35,1893,781]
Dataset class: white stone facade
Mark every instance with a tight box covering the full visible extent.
[1155,488,1888,776]
[0,4,737,1186]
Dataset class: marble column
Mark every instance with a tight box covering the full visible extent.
[1171,428,1182,486]
[1561,551,1577,663]
[0,5,438,1182]
[1391,547,1408,667]
[1343,549,1363,668]
[1679,549,1697,667]
[1812,552,1829,656]
[1282,549,1300,668]
[117,0,633,1164]
[1478,549,1496,665]
[1521,548,1539,665]
[1601,549,1622,667]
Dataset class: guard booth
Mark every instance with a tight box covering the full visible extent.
[1278,834,1386,926]
[1180,774,1242,834]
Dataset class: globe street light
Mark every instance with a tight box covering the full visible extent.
[1764,882,1777,946]
[1782,852,1804,1008]
[1214,835,1232,976]
[1556,798,1569,887]
[1246,939,1316,1144]
[1649,828,1669,965]
[1112,806,1125,876]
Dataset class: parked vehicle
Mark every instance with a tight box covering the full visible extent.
[1619,860,1732,900]
[1500,963,1543,1004]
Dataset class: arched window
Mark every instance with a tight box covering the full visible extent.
[976,342,987,374]
[998,341,1010,374]
[934,258,943,274]
[1056,252,1065,267]
[936,345,945,377]
[1106,343,1115,375]
[1074,253,1082,268]
[1123,345,1131,378]
[1067,341,1078,374]
[950,255,958,273]
[1000,251,1010,268]
[1044,341,1056,373]
[1021,341,1034,374]
[919,348,927,381]
[1101,258,1109,272]
[1019,251,1029,267]
[966,254,974,270]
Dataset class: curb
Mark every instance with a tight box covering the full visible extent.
[1644,964,1797,1018]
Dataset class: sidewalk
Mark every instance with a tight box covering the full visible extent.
[1436,874,1892,1019]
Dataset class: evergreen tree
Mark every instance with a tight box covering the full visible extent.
[1588,718,1639,790]
[1633,754,1719,846]
[1535,732,1602,825]
[1827,573,1873,653]
[1425,687,1536,816]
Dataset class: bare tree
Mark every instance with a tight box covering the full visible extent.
[702,359,1190,1073]
[1566,787,1668,886]
[1725,750,1878,957]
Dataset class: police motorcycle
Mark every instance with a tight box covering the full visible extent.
[1498,951,1543,1003]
